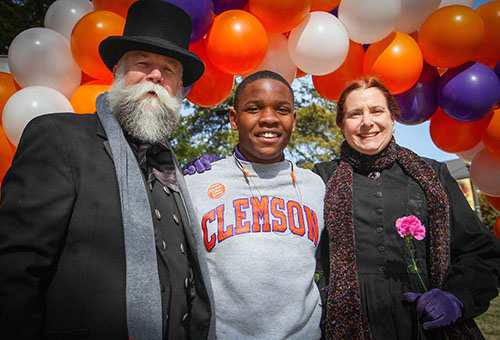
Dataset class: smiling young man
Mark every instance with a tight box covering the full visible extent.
[184,71,325,339]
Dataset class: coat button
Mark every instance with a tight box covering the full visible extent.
[155,209,161,220]
[376,208,383,215]
[180,243,185,254]
[148,182,153,191]
[378,265,385,272]
[376,226,384,234]
[162,240,166,249]
[375,191,382,198]
[185,277,189,288]
[368,171,380,180]
[173,214,180,224]
[182,313,188,322]
[377,244,385,252]
[163,185,170,195]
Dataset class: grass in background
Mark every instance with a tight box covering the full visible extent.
[475,295,500,339]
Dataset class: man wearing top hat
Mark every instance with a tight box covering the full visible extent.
[0,0,214,339]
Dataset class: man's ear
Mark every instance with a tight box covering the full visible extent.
[292,110,297,133]
[112,65,119,77]
[229,109,239,131]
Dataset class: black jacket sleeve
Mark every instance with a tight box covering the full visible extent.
[0,115,76,339]
[434,161,500,320]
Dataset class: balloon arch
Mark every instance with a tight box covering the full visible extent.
[0,0,499,210]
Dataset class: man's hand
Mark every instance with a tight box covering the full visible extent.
[183,155,222,175]
[403,288,463,330]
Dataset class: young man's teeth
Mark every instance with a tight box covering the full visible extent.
[261,132,277,138]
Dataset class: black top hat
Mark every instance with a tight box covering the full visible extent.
[99,0,204,86]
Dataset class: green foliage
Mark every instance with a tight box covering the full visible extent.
[0,0,56,55]
[171,76,343,169]
[478,192,499,231]
[171,90,238,167]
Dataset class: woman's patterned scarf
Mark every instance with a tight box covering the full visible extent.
[324,138,472,339]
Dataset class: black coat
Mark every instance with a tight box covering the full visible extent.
[313,158,500,339]
[0,113,212,339]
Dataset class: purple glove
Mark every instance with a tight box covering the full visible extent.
[403,289,463,330]
[183,155,222,175]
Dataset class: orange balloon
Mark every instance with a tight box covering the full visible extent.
[206,10,268,75]
[296,68,308,78]
[187,39,234,107]
[92,0,137,18]
[249,0,311,33]
[430,108,492,153]
[482,108,500,159]
[313,40,364,101]
[71,11,125,82]
[70,80,112,114]
[0,73,18,126]
[364,32,423,95]
[472,1,500,67]
[494,215,500,239]
[310,0,340,12]
[418,5,484,68]
[0,126,15,183]
[486,195,500,212]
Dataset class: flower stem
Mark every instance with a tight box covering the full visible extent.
[406,238,428,292]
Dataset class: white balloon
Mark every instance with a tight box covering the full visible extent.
[8,28,81,99]
[44,0,95,40]
[288,12,349,76]
[456,141,485,162]
[243,33,297,84]
[339,0,401,44]
[469,148,500,196]
[395,0,441,34]
[2,86,74,146]
[439,0,474,8]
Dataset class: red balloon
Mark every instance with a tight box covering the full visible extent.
[187,39,235,107]
[0,73,18,126]
[364,32,423,94]
[70,80,112,114]
[482,108,500,159]
[472,1,500,69]
[486,195,500,212]
[92,0,137,18]
[430,107,492,153]
[249,0,311,33]
[206,10,268,75]
[418,5,484,68]
[71,11,125,82]
[494,215,500,239]
[313,40,364,102]
[310,0,340,12]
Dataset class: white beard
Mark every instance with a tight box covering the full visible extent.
[107,74,182,144]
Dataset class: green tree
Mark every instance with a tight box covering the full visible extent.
[0,0,56,55]
[478,192,499,231]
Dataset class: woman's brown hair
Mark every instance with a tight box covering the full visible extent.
[336,77,401,127]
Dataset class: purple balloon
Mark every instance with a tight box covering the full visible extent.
[438,61,500,122]
[494,60,500,80]
[395,63,439,125]
[163,0,214,43]
[213,0,247,15]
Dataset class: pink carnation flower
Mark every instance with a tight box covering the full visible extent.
[395,215,426,240]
